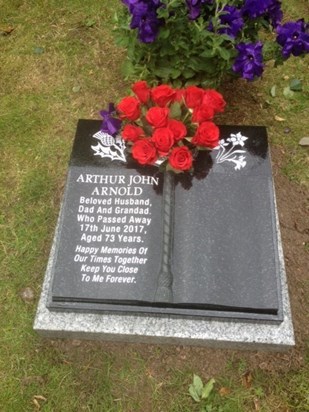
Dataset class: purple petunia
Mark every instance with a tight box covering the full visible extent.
[217,5,244,38]
[232,42,264,81]
[122,0,138,10]
[123,0,163,43]
[100,104,122,136]
[276,19,309,58]
[242,0,273,19]
[186,0,211,21]
[241,0,283,27]
[267,0,283,28]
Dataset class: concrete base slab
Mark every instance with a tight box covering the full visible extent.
[34,210,294,351]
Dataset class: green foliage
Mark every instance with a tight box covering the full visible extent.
[270,78,304,99]
[189,374,216,410]
[289,78,303,91]
[113,0,287,87]
[114,1,232,86]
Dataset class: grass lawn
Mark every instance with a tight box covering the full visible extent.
[1,0,308,411]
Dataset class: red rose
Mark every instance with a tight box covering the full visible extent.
[132,80,150,104]
[146,107,169,128]
[192,121,219,148]
[132,139,157,165]
[184,86,204,108]
[117,96,140,121]
[168,119,187,141]
[151,85,176,107]
[152,128,174,156]
[122,124,144,142]
[169,146,193,171]
[192,104,215,123]
[202,89,226,113]
[174,88,185,103]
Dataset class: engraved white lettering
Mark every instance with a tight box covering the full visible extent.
[75,245,99,255]
[80,264,100,273]
[74,170,156,291]
[105,275,136,283]
[91,186,142,196]
[76,174,126,184]
[100,225,121,233]
[92,274,104,282]
[102,265,116,273]
[118,234,142,243]
[128,216,151,225]
[129,175,159,186]
[80,233,102,243]
[114,206,149,215]
[114,256,147,265]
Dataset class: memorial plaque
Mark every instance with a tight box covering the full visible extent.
[48,120,282,322]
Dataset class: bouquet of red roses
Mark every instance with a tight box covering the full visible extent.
[100,82,225,173]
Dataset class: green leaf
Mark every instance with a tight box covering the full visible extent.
[201,49,213,58]
[213,35,226,47]
[270,85,276,97]
[121,60,135,78]
[114,35,130,48]
[85,19,96,28]
[182,69,195,79]
[170,102,182,119]
[156,7,169,19]
[283,86,294,98]
[201,378,215,400]
[185,79,198,86]
[170,68,182,80]
[289,78,302,91]
[218,46,230,61]
[193,374,204,396]
[219,34,234,43]
[172,79,183,88]
[153,66,172,79]
[273,51,285,67]
[158,28,170,40]
[262,40,280,60]
[189,385,201,403]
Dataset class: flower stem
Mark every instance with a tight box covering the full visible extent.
[154,171,175,303]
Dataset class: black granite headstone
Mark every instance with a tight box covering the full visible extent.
[48,120,282,322]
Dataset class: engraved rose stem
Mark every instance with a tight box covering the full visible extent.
[154,171,174,303]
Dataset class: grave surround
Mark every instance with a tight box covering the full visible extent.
[34,120,295,350]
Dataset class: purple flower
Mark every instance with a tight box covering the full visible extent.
[122,0,139,10]
[123,0,161,11]
[186,0,210,21]
[267,0,283,28]
[100,104,122,136]
[218,5,244,38]
[242,0,283,27]
[131,4,161,43]
[124,0,163,43]
[233,42,264,81]
[241,0,273,19]
[276,19,309,58]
